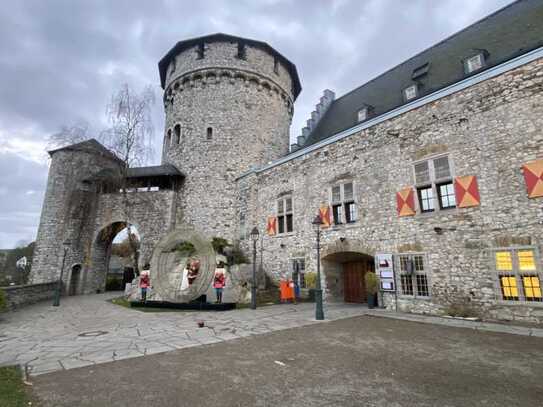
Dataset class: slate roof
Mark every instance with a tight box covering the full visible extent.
[158,33,302,99]
[48,139,123,163]
[304,0,543,147]
[85,164,183,183]
[127,164,183,178]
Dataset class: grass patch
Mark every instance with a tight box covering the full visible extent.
[0,366,34,407]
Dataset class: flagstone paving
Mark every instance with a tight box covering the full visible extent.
[0,292,369,376]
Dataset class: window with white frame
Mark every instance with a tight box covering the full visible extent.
[277,196,293,234]
[495,248,541,302]
[397,254,430,297]
[464,53,485,74]
[414,155,456,213]
[331,182,356,225]
[403,84,418,101]
[291,258,306,288]
[357,107,368,122]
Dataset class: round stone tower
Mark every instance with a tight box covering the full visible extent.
[158,33,301,241]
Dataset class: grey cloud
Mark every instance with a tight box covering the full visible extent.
[0,0,513,247]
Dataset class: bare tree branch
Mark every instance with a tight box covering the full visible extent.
[46,120,91,150]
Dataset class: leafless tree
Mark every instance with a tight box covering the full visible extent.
[46,119,91,150]
[102,83,155,168]
[101,83,156,274]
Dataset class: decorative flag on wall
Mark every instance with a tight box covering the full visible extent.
[454,175,480,208]
[396,187,416,217]
[266,216,277,236]
[522,159,543,198]
[319,206,331,228]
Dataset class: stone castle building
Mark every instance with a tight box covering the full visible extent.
[30,0,543,322]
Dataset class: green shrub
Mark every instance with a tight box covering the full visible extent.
[444,302,479,318]
[0,289,7,313]
[304,272,317,289]
[364,272,379,295]
[230,245,249,265]
[106,276,123,291]
[170,241,196,257]
[212,237,231,254]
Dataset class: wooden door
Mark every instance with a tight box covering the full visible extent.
[344,261,372,303]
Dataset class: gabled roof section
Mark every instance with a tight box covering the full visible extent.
[304,0,543,147]
[48,139,123,164]
[158,33,302,99]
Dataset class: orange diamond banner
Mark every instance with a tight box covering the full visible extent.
[319,206,331,228]
[396,187,416,217]
[454,176,480,208]
[266,216,277,236]
[522,159,543,198]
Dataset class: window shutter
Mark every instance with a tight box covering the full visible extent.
[396,187,416,217]
[454,175,480,208]
[522,159,543,198]
[433,156,451,179]
[319,206,331,228]
[266,216,277,236]
[414,162,430,185]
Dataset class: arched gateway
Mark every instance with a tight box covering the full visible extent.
[322,239,376,303]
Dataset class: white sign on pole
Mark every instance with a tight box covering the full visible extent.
[376,253,395,292]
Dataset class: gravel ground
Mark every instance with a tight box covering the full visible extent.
[32,315,543,407]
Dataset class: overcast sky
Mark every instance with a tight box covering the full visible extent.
[0,0,513,249]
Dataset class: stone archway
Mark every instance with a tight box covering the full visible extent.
[68,264,82,296]
[322,239,376,303]
[84,221,138,295]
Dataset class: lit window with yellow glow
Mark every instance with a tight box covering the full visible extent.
[518,250,536,271]
[500,276,519,301]
[522,276,542,302]
[496,251,513,271]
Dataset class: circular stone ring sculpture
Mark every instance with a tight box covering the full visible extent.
[147,226,216,303]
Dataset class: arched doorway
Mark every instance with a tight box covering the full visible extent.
[69,264,82,296]
[322,240,375,303]
[85,222,140,294]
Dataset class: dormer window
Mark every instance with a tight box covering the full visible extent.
[403,84,418,101]
[412,63,429,80]
[357,105,373,122]
[464,53,485,74]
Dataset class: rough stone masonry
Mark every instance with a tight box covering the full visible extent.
[29,1,543,323]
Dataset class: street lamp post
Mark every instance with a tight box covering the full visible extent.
[250,227,260,310]
[311,215,325,320]
[53,240,71,307]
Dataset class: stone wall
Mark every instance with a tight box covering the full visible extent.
[1,282,57,311]
[241,57,543,323]
[31,148,122,285]
[162,40,295,243]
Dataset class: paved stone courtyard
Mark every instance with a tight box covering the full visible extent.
[0,292,369,376]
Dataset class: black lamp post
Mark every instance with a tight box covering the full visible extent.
[53,239,71,307]
[311,215,325,320]
[250,227,259,310]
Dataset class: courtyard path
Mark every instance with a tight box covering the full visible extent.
[0,292,368,376]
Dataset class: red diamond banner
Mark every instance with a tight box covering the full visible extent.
[319,206,331,228]
[266,216,277,236]
[396,187,416,217]
[454,176,480,208]
[522,159,543,198]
